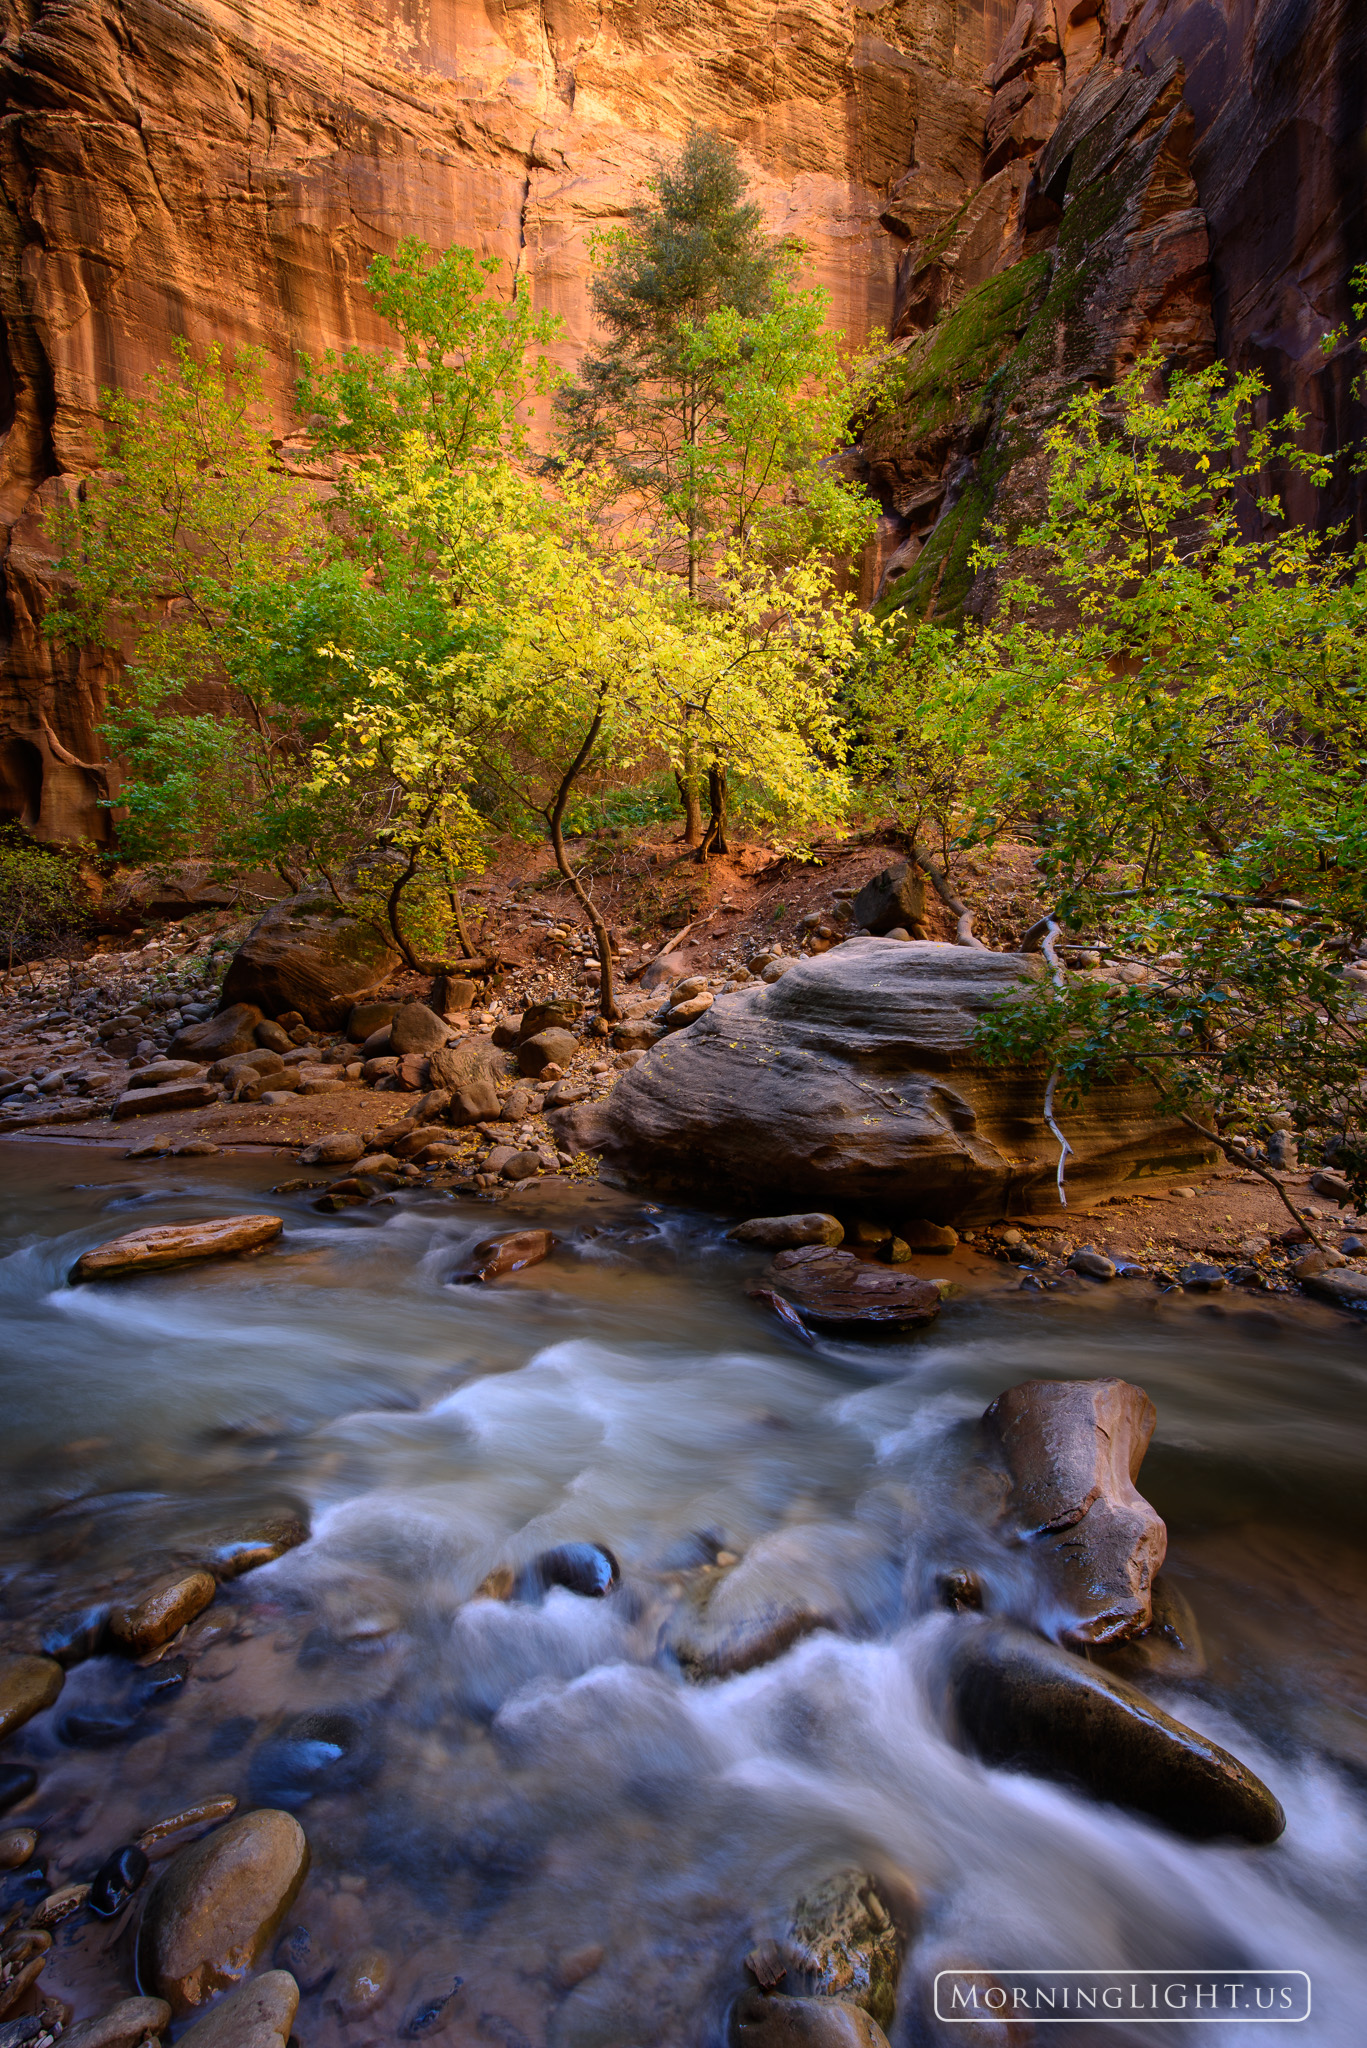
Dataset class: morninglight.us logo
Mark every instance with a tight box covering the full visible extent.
[933,1970,1312,2024]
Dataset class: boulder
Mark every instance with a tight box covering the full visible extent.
[611,1017,666,1052]
[670,1524,897,1679]
[430,974,478,1018]
[136,1813,309,2013]
[851,862,927,938]
[71,1216,283,1282]
[519,999,582,1040]
[730,1994,889,2046]
[897,1217,958,1251]
[168,1005,263,1062]
[347,1001,398,1043]
[388,1004,450,1055]
[219,894,401,1031]
[1302,1267,1367,1308]
[518,1027,579,1078]
[667,992,714,1025]
[298,1133,364,1167]
[0,1654,63,1739]
[61,1998,173,2048]
[728,1214,845,1250]
[126,1060,208,1089]
[112,1079,220,1120]
[453,1230,555,1282]
[175,1972,299,2048]
[551,942,1211,1220]
[944,1621,1285,1843]
[757,1247,941,1332]
[108,1572,216,1654]
[982,1378,1165,1645]
[429,1039,506,1124]
[209,1050,284,1083]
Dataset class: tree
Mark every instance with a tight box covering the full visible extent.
[857,348,1367,1221]
[0,827,88,974]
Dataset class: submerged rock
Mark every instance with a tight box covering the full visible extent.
[0,1656,62,1740]
[248,1712,378,1809]
[454,1230,555,1283]
[785,1872,906,2029]
[730,1993,889,2047]
[88,1842,148,1917]
[137,1810,309,2013]
[1088,1574,1206,1683]
[983,1377,1166,1644]
[175,1971,299,2048]
[109,1571,215,1654]
[756,1247,940,1332]
[670,1524,897,1680]
[71,1216,283,1283]
[945,1620,1285,1843]
[519,1544,620,1600]
[61,1998,172,2048]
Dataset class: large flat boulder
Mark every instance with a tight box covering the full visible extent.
[551,941,1213,1221]
[71,1216,283,1282]
[219,895,400,1031]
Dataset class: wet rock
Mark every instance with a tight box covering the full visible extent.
[454,1231,555,1283]
[671,1524,897,1680]
[247,1712,378,1810]
[519,1544,619,1599]
[136,1795,240,1857]
[518,1027,578,1078]
[389,1004,451,1056]
[1291,1248,1346,1280]
[72,1216,283,1282]
[983,1377,1165,1645]
[388,1124,451,1161]
[137,1811,309,2013]
[220,893,401,1030]
[168,1005,264,1062]
[851,862,927,939]
[727,1214,844,1250]
[335,1947,393,2016]
[273,1926,333,1994]
[88,1843,149,1917]
[1069,1248,1116,1280]
[175,1972,299,2048]
[0,1656,63,1739]
[210,1514,308,1578]
[1088,1574,1206,1684]
[40,1608,110,1665]
[1302,1267,1367,1309]
[757,1247,941,1332]
[730,1993,889,2047]
[0,1931,50,2017]
[61,1998,173,2048]
[400,1979,463,2039]
[0,1829,36,1870]
[29,1883,89,1929]
[109,1571,216,1654]
[298,1134,364,1167]
[945,1620,1285,1843]
[112,1079,220,1120]
[1179,1261,1227,1292]
[786,1872,905,2029]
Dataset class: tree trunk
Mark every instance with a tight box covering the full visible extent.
[385,855,424,971]
[675,765,704,847]
[547,709,620,1022]
[695,762,729,862]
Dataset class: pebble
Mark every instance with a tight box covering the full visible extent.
[30,1883,89,1928]
[89,1843,150,1917]
[137,1809,310,2013]
[136,1795,239,1857]
[0,1828,36,1870]
[0,1655,63,1740]
[1069,1249,1116,1280]
[109,1571,216,1654]
[335,1946,393,2015]
[521,1543,620,1599]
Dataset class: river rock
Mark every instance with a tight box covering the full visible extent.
[757,1247,940,1331]
[730,1993,889,2047]
[219,894,400,1031]
[248,1712,377,1809]
[851,862,927,939]
[209,1512,308,1578]
[109,1571,216,1654]
[983,1377,1165,1644]
[454,1230,555,1283]
[1301,1267,1367,1308]
[428,1039,505,1123]
[298,1133,364,1167]
[335,1946,393,2015]
[518,1543,619,1599]
[611,1017,666,1052]
[72,1216,283,1282]
[347,1001,398,1043]
[0,1826,35,1870]
[175,1972,299,2048]
[127,1060,209,1089]
[728,1214,844,1250]
[1088,1573,1206,1683]
[61,1997,172,2048]
[1309,1168,1354,1204]
[0,1655,63,1739]
[137,1812,309,2012]
[550,943,1208,1217]
[945,1620,1285,1842]
[519,999,582,1039]
[388,1004,450,1055]
[1069,1248,1116,1280]
[137,1795,240,1856]
[89,1842,149,1916]
[112,1079,220,1120]
[168,1005,264,1062]
[210,1050,284,1083]
[785,1872,905,2028]
[671,1524,897,1679]
[518,1027,578,1078]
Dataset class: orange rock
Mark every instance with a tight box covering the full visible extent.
[71,1216,283,1282]
[109,1571,217,1654]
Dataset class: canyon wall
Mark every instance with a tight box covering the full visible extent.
[0,0,1363,839]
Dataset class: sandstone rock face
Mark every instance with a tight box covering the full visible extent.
[137,1813,309,2013]
[553,940,1213,1219]
[219,897,400,1031]
[72,1215,284,1282]
[983,1377,1166,1644]
[945,1619,1285,1843]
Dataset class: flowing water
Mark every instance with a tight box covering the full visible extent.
[1,1143,1365,2047]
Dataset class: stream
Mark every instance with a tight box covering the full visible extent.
[1,1143,1365,2047]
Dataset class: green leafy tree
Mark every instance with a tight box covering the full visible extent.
[0,827,88,974]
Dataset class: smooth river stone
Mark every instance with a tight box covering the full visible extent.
[730,1993,890,2046]
[62,1998,173,2048]
[175,1972,299,2048]
[137,1811,309,2013]
[946,1621,1285,1843]
[109,1571,216,1654]
[71,1215,283,1282]
[0,1654,63,1739]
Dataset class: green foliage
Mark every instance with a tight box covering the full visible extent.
[0,827,89,970]
[858,347,1367,1202]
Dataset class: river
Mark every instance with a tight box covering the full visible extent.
[1,1143,1364,2046]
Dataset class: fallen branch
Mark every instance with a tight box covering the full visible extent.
[1038,915,1071,1205]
